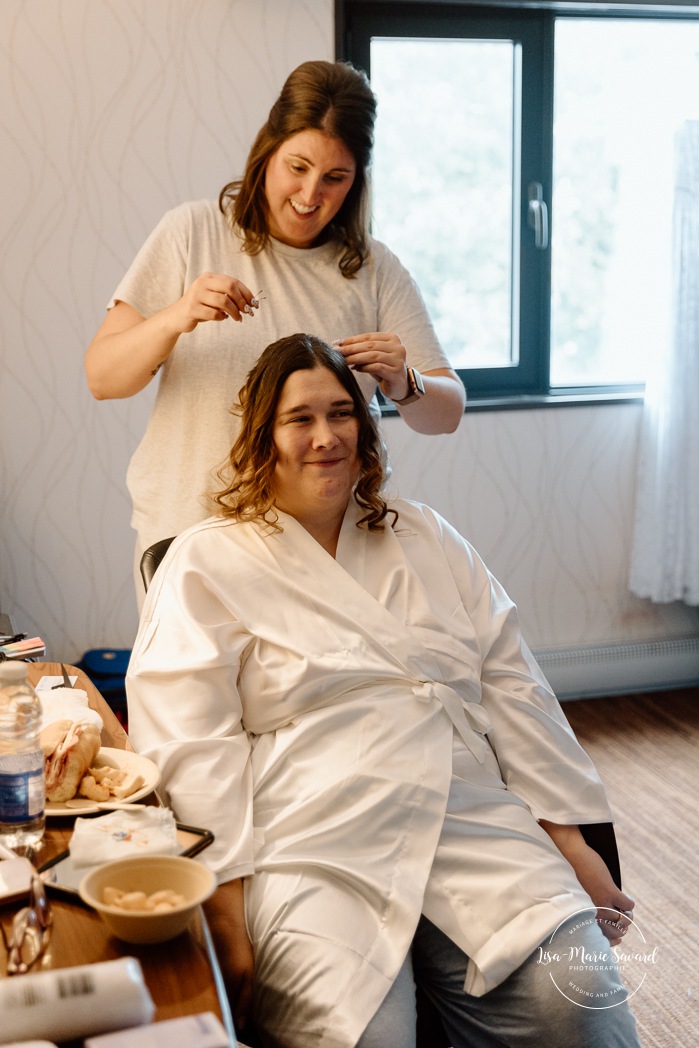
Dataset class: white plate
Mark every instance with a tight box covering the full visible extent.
[45,748,160,816]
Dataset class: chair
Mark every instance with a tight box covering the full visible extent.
[416,822,622,1047]
[580,821,621,888]
[139,536,175,591]
[138,537,622,1047]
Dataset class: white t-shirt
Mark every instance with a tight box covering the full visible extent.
[109,200,451,552]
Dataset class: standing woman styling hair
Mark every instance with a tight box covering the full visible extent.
[85,60,465,593]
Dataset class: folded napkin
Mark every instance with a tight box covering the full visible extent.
[39,686,103,731]
[70,808,179,868]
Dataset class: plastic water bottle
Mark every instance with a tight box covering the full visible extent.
[0,661,45,849]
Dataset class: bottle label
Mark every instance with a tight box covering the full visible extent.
[0,752,45,822]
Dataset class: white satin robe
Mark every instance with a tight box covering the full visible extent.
[126,499,613,1048]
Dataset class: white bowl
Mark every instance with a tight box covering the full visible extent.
[78,854,217,944]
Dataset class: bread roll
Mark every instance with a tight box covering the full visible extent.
[41,719,102,802]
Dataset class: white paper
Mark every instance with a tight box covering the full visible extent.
[69,808,179,868]
[84,1012,233,1047]
[2,1042,58,1047]
[36,675,78,690]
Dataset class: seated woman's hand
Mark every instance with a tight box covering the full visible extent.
[203,879,255,1030]
[565,839,635,946]
[216,925,255,1027]
[539,820,635,946]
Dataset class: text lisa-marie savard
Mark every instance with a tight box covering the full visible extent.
[537,945,659,967]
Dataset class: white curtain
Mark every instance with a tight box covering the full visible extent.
[629,120,699,604]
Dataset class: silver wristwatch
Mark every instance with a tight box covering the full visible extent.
[392,366,426,405]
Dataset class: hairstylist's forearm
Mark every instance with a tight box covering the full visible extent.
[85,300,183,399]
[396,369,466,434]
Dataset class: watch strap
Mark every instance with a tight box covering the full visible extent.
[392,367,425,405]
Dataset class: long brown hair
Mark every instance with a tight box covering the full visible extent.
[219,61,376,278]
[212,334,394,531]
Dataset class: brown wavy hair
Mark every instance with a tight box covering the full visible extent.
[212,334,394,531]
[218,60,376,278]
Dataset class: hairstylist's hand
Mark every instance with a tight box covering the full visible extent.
[172,273,261,332]
[334,332,410,402]
[86,274,261,400]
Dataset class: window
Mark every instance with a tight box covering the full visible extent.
[340,2,699,400]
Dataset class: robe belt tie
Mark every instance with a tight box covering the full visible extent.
[413,680,492,763]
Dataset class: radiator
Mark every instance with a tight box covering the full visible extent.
[533,635,699,700]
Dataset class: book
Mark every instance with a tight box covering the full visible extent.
[0,636,46,660]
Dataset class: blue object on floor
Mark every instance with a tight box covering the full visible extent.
[77,648,131,727]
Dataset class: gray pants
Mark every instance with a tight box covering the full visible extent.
[357,914,641,1048]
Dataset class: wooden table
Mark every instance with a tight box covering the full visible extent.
[0,662,236,1046]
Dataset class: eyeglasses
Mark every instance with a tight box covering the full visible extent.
[0,873,53,975]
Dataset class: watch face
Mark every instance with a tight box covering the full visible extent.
[393,367,425,404]
[411,368,426,396]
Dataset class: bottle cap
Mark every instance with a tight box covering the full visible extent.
[0,662,29,683]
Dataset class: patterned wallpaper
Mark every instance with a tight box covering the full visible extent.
[1,0,697,671]
[384,406,699,652]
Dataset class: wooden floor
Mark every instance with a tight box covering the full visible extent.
[564,686,699,1047]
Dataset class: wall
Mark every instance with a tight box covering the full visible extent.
[1,0,334,656]
[384,407,699,694]
[2,0,697,692]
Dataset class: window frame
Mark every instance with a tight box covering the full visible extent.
[338,0,699,403]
